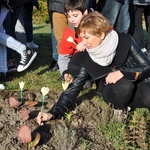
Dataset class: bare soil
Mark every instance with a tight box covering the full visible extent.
[0,89,116,150]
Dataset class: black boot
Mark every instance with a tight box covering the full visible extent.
[49,59,59,71]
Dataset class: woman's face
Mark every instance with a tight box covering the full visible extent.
[79,32,105,49]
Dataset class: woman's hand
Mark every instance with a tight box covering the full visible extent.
[64,73,73,83]
[36,112,53,126]
[105,70,123,84]
[76,42,86,52]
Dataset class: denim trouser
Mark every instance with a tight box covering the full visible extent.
[4,6,24,60]
[102,0,130,33]
[51,28,58,61]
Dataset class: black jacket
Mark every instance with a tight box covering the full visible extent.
[50,32,150,118]
[47,0,65,14]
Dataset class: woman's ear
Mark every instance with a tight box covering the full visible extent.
[100,32,106,40]
[83,9,88,15]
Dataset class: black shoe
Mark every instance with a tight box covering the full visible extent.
[17,48,37,72]
[49,59,59,71]
[7,59,17,73]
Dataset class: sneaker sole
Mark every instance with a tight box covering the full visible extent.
[17,52,37,72]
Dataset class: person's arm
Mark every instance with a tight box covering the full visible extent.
[36,66,90,125]
[58,54,72,76]
[50,66,90,117]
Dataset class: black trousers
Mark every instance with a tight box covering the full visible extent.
[101,78,150,110]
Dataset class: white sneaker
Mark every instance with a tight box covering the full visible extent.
[27,41,39,49]
[17,48,37,72]
[0,84,5,90]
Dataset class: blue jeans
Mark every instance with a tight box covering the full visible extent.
[51,28,58,61]
[4,6,23,60]
[102,0,130,33]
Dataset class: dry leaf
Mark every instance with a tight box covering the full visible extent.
[28,132,41,149]
[17,125,32,145]
[24,100,38,107]
[21,109,29,120]
[8,97,20,108]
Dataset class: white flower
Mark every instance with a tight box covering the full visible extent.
[41,87,50,96]
[19,81,25,90]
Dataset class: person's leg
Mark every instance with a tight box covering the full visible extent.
[23,3,33,43]
[101,0,122,27]
[53,12,68,50]
[129,80,150,110]
[49,28,59,71]
[144,6,150,52]
[23,3,38,49]
[4,6,22,72]
[115,0,130,33]
[0,32,37,72]
[51,28,58,61]
[128,5,145,48]
[102,78,134,110]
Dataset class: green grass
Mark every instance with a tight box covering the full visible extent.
[5,24,62,92]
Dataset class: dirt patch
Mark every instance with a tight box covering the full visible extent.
[0,90,147,150]
[0,89,116,150]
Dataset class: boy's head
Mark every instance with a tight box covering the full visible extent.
[64,0,89,27]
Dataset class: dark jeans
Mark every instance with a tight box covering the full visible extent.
[102,78,134,110]
[144,6,150,52]
[129,4,150,51]
[23,3,33,43]
[101,77,150,110]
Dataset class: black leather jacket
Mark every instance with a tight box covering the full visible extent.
[49,33,150,118]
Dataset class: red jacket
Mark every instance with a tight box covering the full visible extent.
[59,26,82,55]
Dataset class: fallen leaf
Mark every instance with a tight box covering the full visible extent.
[8,97,20,108]
[24,100,38,107]
[28,132,41,149]
[17,125,32,145]
[21,109,29,120]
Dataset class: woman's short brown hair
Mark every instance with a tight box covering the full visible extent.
[77,11,111,37]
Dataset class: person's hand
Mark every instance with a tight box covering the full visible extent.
[76,42,86,52]
[36,112,53,126]
[64,73,73,83]
[105,70,123,84]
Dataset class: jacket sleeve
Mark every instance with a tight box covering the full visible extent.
[120,37,150,81]
[49,66,90,118]
[128,37,150,66]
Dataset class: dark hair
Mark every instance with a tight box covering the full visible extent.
[64,0,88,14]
